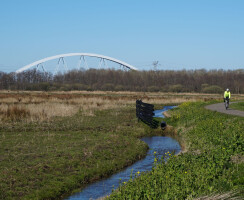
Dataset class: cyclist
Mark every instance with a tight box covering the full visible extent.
[224,88,231,109]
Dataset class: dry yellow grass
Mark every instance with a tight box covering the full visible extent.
[0,90,243,122]
[0,103,78,122]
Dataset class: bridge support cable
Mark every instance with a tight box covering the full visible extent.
[122,65,129,71]
[55,58,63,74]
[54,58,61,74]
[55,57,69,74]
[61,57,68,72]
[37,63,46,73]
[77,56,89,71]
[98,58,103,69]
[104,59,109,69]
[98,58,109,69]
[83,56,88,70]
[77,56,82,70]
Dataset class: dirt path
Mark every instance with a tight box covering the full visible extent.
[205,102,244,117]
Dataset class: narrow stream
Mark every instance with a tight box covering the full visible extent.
[67,106,180,200]
[153,105,177,118]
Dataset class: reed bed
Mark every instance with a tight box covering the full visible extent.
[0,91,243,122]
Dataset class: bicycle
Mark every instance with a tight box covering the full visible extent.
[224,97,229,110]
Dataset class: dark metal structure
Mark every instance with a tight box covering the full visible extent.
[136,100,159,128]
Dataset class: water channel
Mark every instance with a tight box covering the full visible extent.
[67,106,180,200]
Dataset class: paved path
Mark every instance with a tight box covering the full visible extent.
[205,102,244,117]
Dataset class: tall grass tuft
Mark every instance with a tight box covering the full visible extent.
[5,105,30,121]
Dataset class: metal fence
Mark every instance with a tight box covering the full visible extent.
[136,100,159,128]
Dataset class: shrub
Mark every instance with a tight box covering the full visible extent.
[202,85,223,93]
[115,85,125,91]
[147,86,160,92]
[101,83,115,91]
[169,84,184,92]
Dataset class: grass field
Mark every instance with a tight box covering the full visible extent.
[0,91,244,199]
[230,102,244,111]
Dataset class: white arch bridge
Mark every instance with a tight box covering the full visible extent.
[16,53,138,74]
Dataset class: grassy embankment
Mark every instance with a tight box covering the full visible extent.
[0,91,222,200]
[109,101,244,199]
[230,102,244,111]
[0,92,146,200]
[0,91,243,199]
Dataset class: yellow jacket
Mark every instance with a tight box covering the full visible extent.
[224,91,231,98]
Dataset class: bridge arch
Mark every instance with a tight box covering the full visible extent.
[16,53,138,73]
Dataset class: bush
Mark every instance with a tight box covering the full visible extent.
[115,85,125,91]
[201,83,209,89]
[169,84,184,92]
[202,85,223,93]
[101,83,115,91]
[147,86,160,92]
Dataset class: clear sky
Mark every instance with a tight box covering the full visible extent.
[0,0,244,72]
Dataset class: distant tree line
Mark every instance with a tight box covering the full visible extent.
[0,68,243,93]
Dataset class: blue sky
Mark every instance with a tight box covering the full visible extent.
[0,0,244,72]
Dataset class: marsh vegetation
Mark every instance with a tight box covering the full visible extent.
[0,91,243,199]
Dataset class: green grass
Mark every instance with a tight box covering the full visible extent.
[2,100,243,200]
[230,102,244,111]
[109,101,244,199]
[0,105,162,200]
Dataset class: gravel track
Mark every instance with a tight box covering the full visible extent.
[205,102,244,117]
